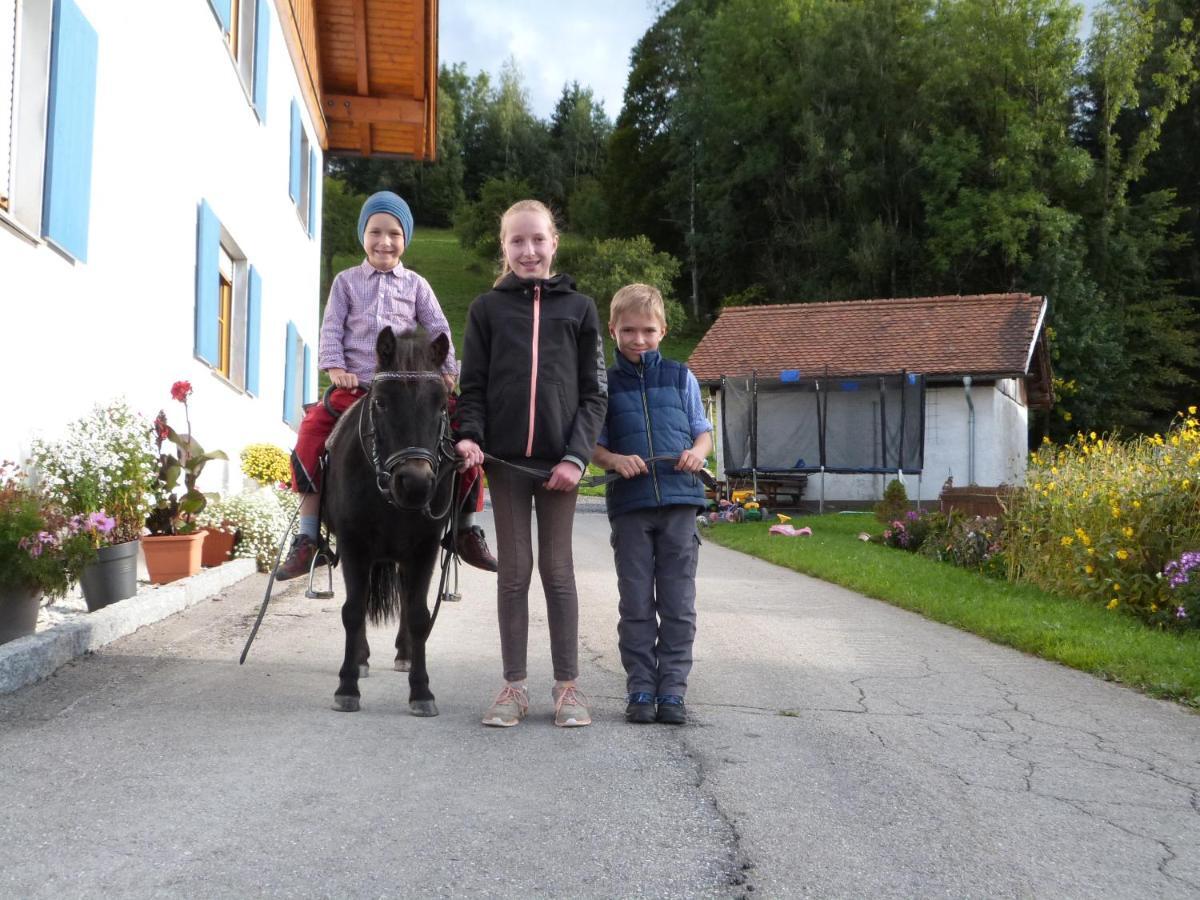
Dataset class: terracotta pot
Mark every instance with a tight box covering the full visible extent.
[0,582,44,645]
[142,530,207,584]
[201,528,237,567]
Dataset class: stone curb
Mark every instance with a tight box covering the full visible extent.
[0,559,257,696]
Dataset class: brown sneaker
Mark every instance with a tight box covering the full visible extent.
[482,683,529,727]
[552,683,592,728]
[455,525,498,572]
[274,534,318,581]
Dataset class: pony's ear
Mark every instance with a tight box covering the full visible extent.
[430,332,450,368]
[376,327,397,366]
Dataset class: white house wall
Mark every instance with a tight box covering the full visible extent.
[712,382,1030,504]
[1,0,322,493]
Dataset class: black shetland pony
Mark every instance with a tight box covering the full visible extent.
[323,326,456,716]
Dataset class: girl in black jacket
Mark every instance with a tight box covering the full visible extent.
[455,200,608,729]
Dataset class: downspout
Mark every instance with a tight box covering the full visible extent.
[963,376,976,485]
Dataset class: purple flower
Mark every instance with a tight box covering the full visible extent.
[86,511,115,534]
[1177,606,1188,620]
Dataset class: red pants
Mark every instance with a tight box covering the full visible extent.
[290,387,482,511]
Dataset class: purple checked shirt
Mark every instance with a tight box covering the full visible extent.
[319,259,458,383]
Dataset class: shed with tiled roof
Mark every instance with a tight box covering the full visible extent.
[688,293,1052,409]
[690,294,1053,506]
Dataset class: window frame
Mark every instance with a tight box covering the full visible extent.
[1,0,53,236]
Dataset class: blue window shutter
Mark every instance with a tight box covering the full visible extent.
[194,200,220,365]
[245,266,262,397]
[289,101,301,203]
[42,0,98,262]
[303,343,313,404]
[307,149,317,238]
[252,0,269,122]
[283,322,298,426]
[208,0,232,33]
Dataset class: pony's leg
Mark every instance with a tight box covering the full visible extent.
[356,629,370,679]
[393,604,412,672]
[402,554,438,717]
[334,552,370,712]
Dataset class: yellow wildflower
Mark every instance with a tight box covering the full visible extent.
[1189,406,1197,415]
[1113,584,1121,592]
[1061,536,1074,547]
[1090,431,1097,441]
[1122,526,1133,538]
[1111,507,1121,519]
[1116,549,1129,560]
[1085,564,1094,575]
[1133,500,1141,509]
[1107,598,1119,610]
[1150,603,1158,613]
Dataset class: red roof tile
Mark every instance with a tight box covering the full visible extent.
[687,293,1048,384]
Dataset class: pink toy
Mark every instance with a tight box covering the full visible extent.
[768,524,812,537]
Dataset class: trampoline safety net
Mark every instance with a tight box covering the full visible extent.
[720,372,925,475]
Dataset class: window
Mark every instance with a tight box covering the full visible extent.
[195,199,262,395]
[282,322,311,429]
[2,0,97,261]
[289,98,311,230]
[207,0,269,121]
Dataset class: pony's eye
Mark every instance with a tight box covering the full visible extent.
[372,398,387,412]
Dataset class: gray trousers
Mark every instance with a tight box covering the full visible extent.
[485,463,580,683]
[610,505,700,697]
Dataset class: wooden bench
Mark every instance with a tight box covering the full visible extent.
[715,472,809,508]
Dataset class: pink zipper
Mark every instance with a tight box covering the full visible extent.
[524,284,541,457]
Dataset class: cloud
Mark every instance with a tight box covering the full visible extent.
[439,0,659,119]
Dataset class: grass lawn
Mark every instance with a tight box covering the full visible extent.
[703,512,1200,709]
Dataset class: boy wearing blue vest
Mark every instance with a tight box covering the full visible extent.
[593,284,713,725]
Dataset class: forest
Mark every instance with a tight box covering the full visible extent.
[328,0,1199,439]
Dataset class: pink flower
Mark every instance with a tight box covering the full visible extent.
[170,381,193,403]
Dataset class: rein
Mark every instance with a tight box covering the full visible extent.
[482,453,717,490]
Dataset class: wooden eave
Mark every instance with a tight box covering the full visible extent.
[274,0,439,159]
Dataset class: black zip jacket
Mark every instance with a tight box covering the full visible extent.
[456,272,608,468]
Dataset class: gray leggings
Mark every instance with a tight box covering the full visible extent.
[485,462,580,683]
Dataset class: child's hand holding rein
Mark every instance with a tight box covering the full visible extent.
[611,453,649,480]
[546,461,583,492]
[676,448,706,473]
[328,368,359,390]
[455,438,484,470]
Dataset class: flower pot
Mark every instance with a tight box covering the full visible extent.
[79,539,140,611]
[142,531,207,584]
[0,583,44,645]
[201,528,237,567]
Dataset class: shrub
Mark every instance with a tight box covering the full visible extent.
[1005,409,1200,626]
[555,235,684,329]
[881,509,947,553]
[452,176,537,261]
[874,478,909,524]
[240,444,291,487]
[921,514,1006,576]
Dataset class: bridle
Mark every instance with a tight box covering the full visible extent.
[357,371,458,519]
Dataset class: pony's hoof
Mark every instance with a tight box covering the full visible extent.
[394,659,411,672]
[409,699,439,717]
[333,695,360,712]
[359,664,369,679]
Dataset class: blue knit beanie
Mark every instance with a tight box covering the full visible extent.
[357,191,413,246]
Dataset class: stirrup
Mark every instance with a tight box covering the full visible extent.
[305,545,335,599]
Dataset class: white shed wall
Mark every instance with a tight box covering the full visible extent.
[0,0,322,493]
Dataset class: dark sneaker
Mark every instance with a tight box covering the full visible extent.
[655,695,687,725]
[455,525,498,572]
[625,691,655,724]
[275,534,318,581]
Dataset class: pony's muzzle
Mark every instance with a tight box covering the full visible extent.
[389,459,435,508]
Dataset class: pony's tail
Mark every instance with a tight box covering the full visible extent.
[367,562,402,625]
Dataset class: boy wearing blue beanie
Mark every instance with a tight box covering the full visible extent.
[277,191,497,579]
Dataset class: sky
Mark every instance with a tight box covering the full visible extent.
[438,1,663,121]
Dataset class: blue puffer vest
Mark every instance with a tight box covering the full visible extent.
[605,350,706,517]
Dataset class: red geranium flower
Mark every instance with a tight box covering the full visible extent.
[170,380,193,403]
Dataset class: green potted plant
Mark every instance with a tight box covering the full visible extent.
[0,462,107,642]
[29,399,157,610]
[143,381,227,583]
